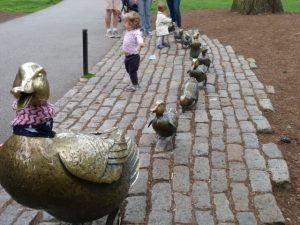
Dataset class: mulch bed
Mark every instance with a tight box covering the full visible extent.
[0,12,26,23]
[2,9,300,224]
[182,9,300,225]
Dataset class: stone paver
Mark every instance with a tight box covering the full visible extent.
[0,31,289,225]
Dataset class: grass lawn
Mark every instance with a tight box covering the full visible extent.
[0,0,61,13]
[152,0,300,13]
[0,0,299,13]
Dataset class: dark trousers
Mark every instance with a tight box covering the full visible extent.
[125,54,140,85]
[166,0,181,28]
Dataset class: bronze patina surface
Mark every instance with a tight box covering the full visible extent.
[0,63,139,224]
[11,62,50,109]
[180,77,199,111]
[0,128,139,223]
[188,58,208,86]
[190,32,201,59]
[148,101,178,138]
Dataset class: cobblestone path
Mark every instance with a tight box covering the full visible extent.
[0,31,290,225]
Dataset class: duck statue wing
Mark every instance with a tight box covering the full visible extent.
[166,109,178,130]
[55,128,137,184]
[184,78,199,100]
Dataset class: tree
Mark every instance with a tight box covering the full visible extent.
[231,0,284,15]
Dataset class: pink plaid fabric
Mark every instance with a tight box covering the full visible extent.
[122,29,144,55]
[11,102,55,126]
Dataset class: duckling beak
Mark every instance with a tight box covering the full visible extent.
[150,105,158,113]
[191,59,198,70]
[151,101,164,113]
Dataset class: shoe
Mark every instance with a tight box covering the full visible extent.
[146,31,152,36]
[163,43,170,48]
[157,45,165,49]
[125,85,137,92]
[106,30,113,38]
[112,30,120,38]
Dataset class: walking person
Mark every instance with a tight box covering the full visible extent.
[122,11,144,91]
[105,0,121,38]
[134,0,156,36]
[166,0,181,28]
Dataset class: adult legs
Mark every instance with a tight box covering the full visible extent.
[166,0,175,23]
[112,10,119,29]
[105,9,113,29]
[138,0,146,32]
[174,0,181,27]
[144,0,152,33]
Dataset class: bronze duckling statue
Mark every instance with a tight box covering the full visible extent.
[174,28,183,42]
[181,31,193,49]
[148,101,178,151]
[198,42,211,70]
[0,62,139,225]
[190,32,201,59]
[188,58,208,87]
[180,77,199,111]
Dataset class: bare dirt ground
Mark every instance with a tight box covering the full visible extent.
[0,12,26,23]
[182,9,300,225]
[2,9,300,224]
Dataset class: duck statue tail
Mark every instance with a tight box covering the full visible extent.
[125,137,139,186]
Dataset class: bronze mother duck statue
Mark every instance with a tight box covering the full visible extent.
[148,101,178,151]
[0,62,139,224]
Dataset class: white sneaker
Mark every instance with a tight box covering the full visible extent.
[106,30,113,38]
[125,85,137,92]
[112,30,121,38]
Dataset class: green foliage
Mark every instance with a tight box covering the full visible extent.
[0,0,61,13]
[283,0,300,13]
[151,0,300,13]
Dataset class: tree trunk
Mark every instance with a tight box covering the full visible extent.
[231,0,284,15]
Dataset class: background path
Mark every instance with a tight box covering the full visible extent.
[0,31,291,224]
[0,0,119,142]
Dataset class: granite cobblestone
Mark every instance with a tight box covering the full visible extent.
[0,30,287,225]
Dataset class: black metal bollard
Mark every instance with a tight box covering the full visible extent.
[82,29,88,75]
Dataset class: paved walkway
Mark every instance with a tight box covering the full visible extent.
[0,0,119,143]
[0,32,290,225]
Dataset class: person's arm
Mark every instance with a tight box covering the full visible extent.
[161,15,172,24]
[136,32,144,49]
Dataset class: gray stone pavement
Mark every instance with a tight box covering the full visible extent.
[0,31,291,224]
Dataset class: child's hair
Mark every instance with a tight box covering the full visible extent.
[158,3,167,12]
[123,11,140,30]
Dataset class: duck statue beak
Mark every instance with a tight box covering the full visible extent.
[150,105,157,113]
[10,86,34,110]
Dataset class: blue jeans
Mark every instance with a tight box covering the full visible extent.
[138,0,152,33]
[166,0,181,28]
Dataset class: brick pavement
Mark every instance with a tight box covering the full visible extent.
[0,31,291,225]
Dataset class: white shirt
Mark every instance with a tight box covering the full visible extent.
[156,11,172,36]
